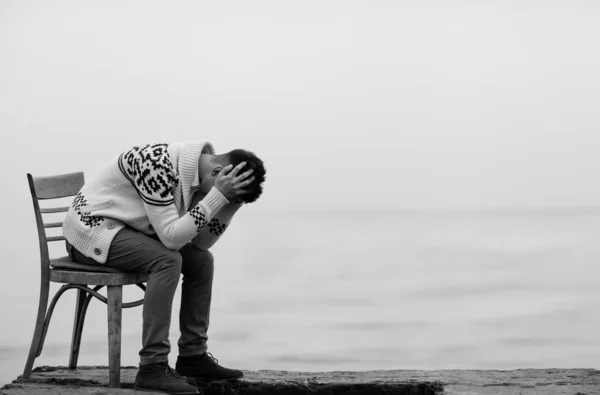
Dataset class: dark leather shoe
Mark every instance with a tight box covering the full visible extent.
[135,362,199,394]
[176,352,244,381]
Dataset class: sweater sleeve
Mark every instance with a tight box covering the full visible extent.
[191,202,243,250]
[118,144,229,250]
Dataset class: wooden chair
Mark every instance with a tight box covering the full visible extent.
[22,172,149,388]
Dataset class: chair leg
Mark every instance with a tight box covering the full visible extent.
[107,285,123,388]
[23,281,50,379]
[69,288,87,369]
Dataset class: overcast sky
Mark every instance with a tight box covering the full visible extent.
[2,0,600,212]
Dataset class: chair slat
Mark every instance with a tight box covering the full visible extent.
[40,207,70,213]
[43,222,63,228]
[47,236,66,242]
[30,172,84,200]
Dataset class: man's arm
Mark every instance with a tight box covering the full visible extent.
[190,201,242,250]
[119,144,229,250]
[119,145,252,250]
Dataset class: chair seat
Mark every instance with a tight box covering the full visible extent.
[50,256,148,286]
[51,256,126,273]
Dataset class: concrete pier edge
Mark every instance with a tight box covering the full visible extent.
[2,366,600,394]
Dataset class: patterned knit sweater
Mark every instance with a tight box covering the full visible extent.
[62,141,241,263]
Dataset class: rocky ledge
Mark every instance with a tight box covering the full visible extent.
[2,366,600,394]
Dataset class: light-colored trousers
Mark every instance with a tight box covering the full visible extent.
[68,227,214,365]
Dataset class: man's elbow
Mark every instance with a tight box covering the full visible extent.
[159,236,186,251]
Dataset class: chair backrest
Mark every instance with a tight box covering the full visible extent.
[27,172,84,270]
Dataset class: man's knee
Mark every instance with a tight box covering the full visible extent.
[196,249,214,266]
[181,246,214,278]
[153,249,183,274]
[190,248,214,269]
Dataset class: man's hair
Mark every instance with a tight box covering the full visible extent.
[214,149,266,203]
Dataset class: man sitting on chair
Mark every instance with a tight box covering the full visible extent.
[62,141,265,394]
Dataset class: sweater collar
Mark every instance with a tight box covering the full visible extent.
[178,141,215,211]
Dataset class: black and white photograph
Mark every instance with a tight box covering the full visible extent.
[1,1,600,394]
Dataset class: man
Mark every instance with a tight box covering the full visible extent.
[62,141,266,394]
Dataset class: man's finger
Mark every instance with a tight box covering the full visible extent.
[236,168,254,181]
[238,176,255,187]
[219,164,234,176]
[229,161,247,177]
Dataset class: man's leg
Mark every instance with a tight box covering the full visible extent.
[178,243,214,357]
[71,227,182,364]
[69,228,198,394]
[175,244,243,380]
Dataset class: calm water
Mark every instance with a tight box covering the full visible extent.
[2,209,600,385]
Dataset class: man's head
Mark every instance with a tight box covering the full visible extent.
[197,149,266,203]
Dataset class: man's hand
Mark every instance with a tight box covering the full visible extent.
[214,162,255,202]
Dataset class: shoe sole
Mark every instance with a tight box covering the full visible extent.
[188,373,244,382]
[134,385,199,395]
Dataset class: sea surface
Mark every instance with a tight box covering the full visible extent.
[2,209,600,385]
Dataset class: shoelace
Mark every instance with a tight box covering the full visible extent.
[205,352,219,364]
[164,364,183,379]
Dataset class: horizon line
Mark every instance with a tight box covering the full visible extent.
[250,206,600,214]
